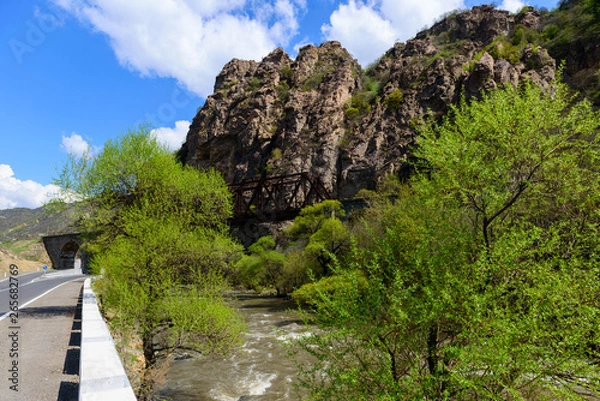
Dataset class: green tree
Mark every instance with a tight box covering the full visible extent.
[287,199,350,277]
[234,201,350,296]
[234,235,286,294]
[293,80,600,399]
[52,127,244,393]
[417,80,599,251]
[587,0,600,20]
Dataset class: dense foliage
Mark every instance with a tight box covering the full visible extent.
[289,80,600,400]
[53,128,245,371]
[233,200,350,296]
[542,0,600,102]
[234,235,286,294]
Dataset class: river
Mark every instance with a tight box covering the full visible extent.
[152,294,310,401]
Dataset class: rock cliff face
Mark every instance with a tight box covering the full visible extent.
[180,6,556,199]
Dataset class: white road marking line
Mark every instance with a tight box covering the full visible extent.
[0,278,78,322]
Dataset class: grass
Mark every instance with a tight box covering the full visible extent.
[0,239,48,262]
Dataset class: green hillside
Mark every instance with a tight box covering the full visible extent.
[0,205,79,271]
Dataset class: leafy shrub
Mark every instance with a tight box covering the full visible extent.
[344,107,361,120]
[487,38,522,64]
[346,93,372,116]
[542,23,560,40]
[276,250,310,295]
[302,72,324,91]
[385,88,404,111]
[247,76,261,92]
[292,272,367,307]
[276,81,289,102]
[511,24,541,47]
[281,65,293,82]
[270,147,283,161]
[234,236,286,294]
[585,0,600,21]
[162,285,245,355]
[363,75,383,95]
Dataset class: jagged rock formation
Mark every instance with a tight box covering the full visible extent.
[180,5,558,200]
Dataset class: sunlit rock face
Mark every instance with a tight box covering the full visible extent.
[180,6,555,200]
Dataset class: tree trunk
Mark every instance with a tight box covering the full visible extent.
[427,325,438,377]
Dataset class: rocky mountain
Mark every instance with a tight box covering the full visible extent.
[179,3,599,200]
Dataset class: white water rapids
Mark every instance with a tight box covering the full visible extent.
[153,295,311,401]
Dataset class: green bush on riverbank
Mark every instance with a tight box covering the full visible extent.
[52,127,245,397]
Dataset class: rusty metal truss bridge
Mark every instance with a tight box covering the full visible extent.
[229,172,332,222]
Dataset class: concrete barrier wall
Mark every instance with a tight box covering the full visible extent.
[79,278,137,400]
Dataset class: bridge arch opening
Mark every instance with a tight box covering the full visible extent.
[58,240,81,270]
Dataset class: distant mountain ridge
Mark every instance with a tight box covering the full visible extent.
[0,205,79,270]
[0,205,79,242]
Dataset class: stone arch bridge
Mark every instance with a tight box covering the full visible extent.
[42,233,89,273]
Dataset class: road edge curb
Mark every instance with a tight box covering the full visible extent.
[79,278,137,400]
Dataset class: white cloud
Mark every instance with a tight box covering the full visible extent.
[52,0,306,98]
[293,36,311,55]
[61,132,91,157]
[267,0,304,44]
[151,120,190,151]
[499,0,527,13]
[322,0,466,66]
[0,164,60,209]
[321,0,397,65]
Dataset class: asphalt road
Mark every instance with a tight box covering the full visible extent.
[0,276,85,400]
[0,270,85,320]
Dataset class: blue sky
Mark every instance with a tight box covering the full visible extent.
[0,0,559,209]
